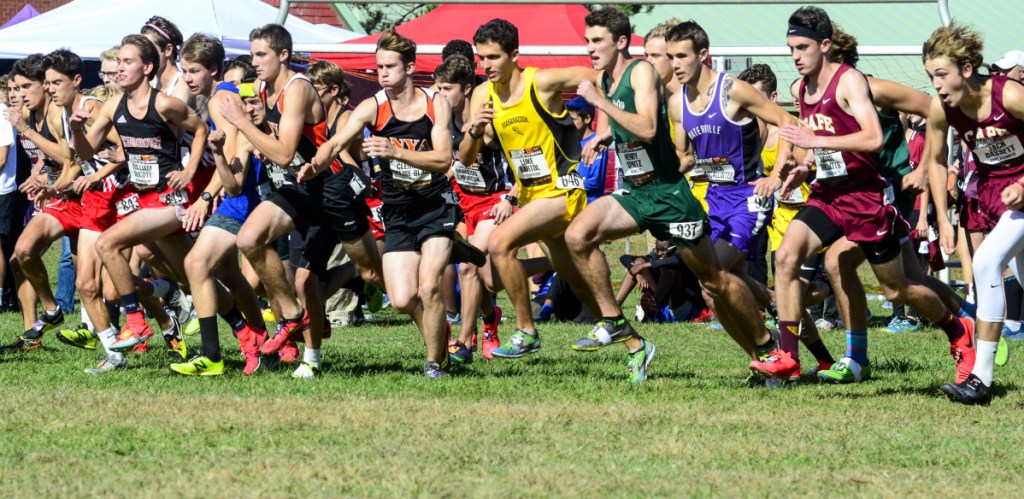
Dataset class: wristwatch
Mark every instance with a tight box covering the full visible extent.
[501,194,518,206]
[200,192,214,202]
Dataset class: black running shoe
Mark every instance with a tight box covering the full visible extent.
[939,374,992,405]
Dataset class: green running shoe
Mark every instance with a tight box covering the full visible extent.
[571,320,633,352]
[490,329,541,358]
[169,355,224,376]
[996,335,1010,367]
[817,357,871,384]
[56,324,99,350]
[21,309,65,340]
[627,339,655,384]
[292,362,319,379]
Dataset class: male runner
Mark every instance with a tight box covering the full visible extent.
[309,29,455,377]
[751,6,973,384]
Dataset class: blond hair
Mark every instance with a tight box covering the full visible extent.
[87,85,121,101]
[376,29,417,65]
[645,18,681,44]
[100,46,119,62]
[922,21,984,71]
[829,24,859,68]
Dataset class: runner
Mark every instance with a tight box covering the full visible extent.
[921,22,1024,403]
[750,6,974,385]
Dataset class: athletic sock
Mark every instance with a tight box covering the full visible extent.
[150,278,172,299]
[198,317,221,362]
[220,306,247,333]
[805,339,835,365]
[303,348,321,368]
[845,329,869,365]
[778,321,800,360]
[81,306,94,333]
[121,292,142,315]
[1005,320,1022,333]
[603,315,626,328]
[44,308,60,318]
[972,339,998,386]
[937,312,964,343]
[97,326,118,355]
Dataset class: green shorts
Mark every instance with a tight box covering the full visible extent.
[612,179,710,247]
[885,175,916,240]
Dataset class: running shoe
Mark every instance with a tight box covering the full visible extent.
[21,309,64,340]
[448,341,473,366]
[481,306,501,359]
[278,340,300,363]
[84,353,126,374]
[364,283,385,313]
[490,329,541,358]
[627,338,656,384]
[109,316,154,351]
[806,360,833,378]
[182,315,200,337]
[162,317,187,362]
[639,290,658,323]
[691,307,713,324]
[166,287,194,328]
[446,312,462,326]
[236,323,266,376]
[424,360,448,378]
[996,335,1010,367]
[56,324,98,350]
[817,357,871,384]
[450,233,486,266]
[939,373,991,405]
[18,339,42,351]
[261,309,310,355]
[748,349,800,382]
[169,355,224,376]
[292,362,319,379]
[572,320,633,352]
[883,316,922,334]
[261,307,276,324]
[951,317,976,384]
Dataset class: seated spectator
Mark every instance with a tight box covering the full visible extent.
[616,240,706,323]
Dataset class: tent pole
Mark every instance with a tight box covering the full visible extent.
[276,0,292,25]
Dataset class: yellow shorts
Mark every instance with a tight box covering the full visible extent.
[691,180,709,213]
[769,203,802,252]
[520,184,588,225]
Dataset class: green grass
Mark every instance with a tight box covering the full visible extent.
[1,237,1022,496]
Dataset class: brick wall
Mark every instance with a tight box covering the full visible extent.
[0,0,70,23]
[0,0,342,27]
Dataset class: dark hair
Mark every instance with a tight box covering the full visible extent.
[665,20,710,54]
[224,57,257,82]
[737,64,777,94]
[788,6,833,40]
[474,19,519,55]
[250,24,293,61]
[141,15,184,60]
[44,48,84,79]
[829,24,859,67]
[121,34,161,82]
[307,61,351,101]
[442,39,476,72]
[584,6,632,44]
[565,96,595,119]
[434,54,474,87]
[11,53,47,82]
[181,33,225,75]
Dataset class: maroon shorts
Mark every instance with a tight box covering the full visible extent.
[457,187,508,236]
[41,197,84,240]
[365,195,385,241]
[80,185,140,232]
[969,174,1016,233]
[958,196,986,232]
[807,183,908,244]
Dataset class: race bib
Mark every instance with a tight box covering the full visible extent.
[555,171,584,191]
[509,146,552,186]
[45,166,61,186]
[453,162,487,191]
[256,181,273,200]
[389,159,431,189]
[369,204,383,224]
[696,157,736,183]
[974,135,1024,165]
[616,141,656,184]
[349,172,368,196]
[689,164,706,179]
[159,189,189,206]
[668,221,704,241]
[775,185,806,205]
[76,155,97,177]
[747,194,774,213]
[883,183,896,205]
[128,154,160,186]
[115,193,140,216]
[813,149,849,179]
[442,189,460,206]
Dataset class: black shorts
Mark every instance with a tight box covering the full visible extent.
[382,200,458,253]
[288,225,340,279]
[268,167,370,242]
[0,191,30,241]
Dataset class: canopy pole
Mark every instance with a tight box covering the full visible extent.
[276,0,291,25]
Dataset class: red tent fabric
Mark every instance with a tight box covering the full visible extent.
[314,4,644,74]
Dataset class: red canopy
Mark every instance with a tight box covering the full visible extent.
[314,4,645,74]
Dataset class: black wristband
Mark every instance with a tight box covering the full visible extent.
[469,128,484,139]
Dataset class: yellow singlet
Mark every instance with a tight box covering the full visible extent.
[762,136,811,252]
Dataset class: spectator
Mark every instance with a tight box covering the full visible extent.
[565,96,609,203]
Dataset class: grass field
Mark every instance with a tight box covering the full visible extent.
[1,237,1022,497]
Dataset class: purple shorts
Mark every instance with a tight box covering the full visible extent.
[706,183,772,260]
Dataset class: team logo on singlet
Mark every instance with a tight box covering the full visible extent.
[803,114,835,134]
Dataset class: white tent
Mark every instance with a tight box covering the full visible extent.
[0,0,359,59]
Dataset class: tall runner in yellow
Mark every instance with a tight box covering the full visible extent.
[460,19,597,358]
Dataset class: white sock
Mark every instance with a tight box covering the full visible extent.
[81,306,95,333]
[97,326,119,355]
[972,339,998,386]
[304,348,321,368]
[45,308,60,317]
[1005,320,1021,331]
[150,279,172,299]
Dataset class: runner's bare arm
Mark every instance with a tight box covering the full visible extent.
[868,77,931,117]
[1002,78,1024,122]
[70,97,116,159]
[535,66,600,99]
[923,96,954,253]
[309,97,377,174]
[667,90,695,174]
[779,70,882,153]
[227,81,309,167]
[160,93,209,180]
[460,84,495,167]
[731,77,799,192]
[363,95,453,173]
[579,62,660,142]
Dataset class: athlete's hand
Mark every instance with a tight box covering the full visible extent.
[5,107,26,132]
[68,109,91,132]
[1002,182,1024,211]
[218,96,246,126]
[362,136,398,160]
[182,199,210,232]
[937,219,955,255]
[96,147,119,162]
[901,167,927,194]
[779,161,810,200]
[491,199,514,225]
[71,174,99,195]
[752,175,782,198]
[915,214,930,241]
[165,169,194,191]
[576,80,600,105]
[296,162,319,182]
[636,273,651,291]
[469,99,494,137]
[581,131,611,166]
[207,129,226,155]
[779,122,819,149]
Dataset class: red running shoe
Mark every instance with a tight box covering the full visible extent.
[481,306,502,360]
[279,340,300,363]
[951,316,976,384]
[237,323,267,376]
[110,313,154,351]
[692,307,713,324]
[260,309,309,355]
[748,349,801,381]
